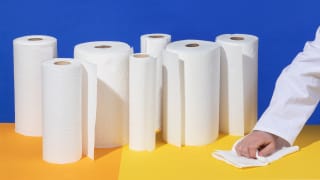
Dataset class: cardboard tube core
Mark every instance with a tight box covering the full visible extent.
[28,38,43,41]
[149,35,165,38]
[185,43,199,47]
[133,53,149,58]
[95,45,112,48]
[230,36,244,40]
[54,61,71,65]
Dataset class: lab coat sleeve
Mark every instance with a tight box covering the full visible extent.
[254,26,320,145]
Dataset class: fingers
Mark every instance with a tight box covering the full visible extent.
[235,144,249,158]
[236,141,260,158]
[248,144,260,158]
[258,143,276,157]
[235,141,259,158]
[235,131,278,158]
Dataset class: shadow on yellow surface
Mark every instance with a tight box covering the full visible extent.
[295,126,320,148]
[95,147,121,160]
[0,123,122,180]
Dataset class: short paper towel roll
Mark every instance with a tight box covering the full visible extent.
[141,33,171,131]
[74,41,132,148]
[216,34,258,136]
[129,53,157,151]
[163,40,220,146]
[42,58,82,164]
[13,35,57,136]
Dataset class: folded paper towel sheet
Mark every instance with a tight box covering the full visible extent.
[216,34,258,136]
[42,59,82,164]
[129,53,157,151]
[13,35,57,136]
[162,40,220,146]
[212,138,299,168]
[140,33,171,131]
[74,41,132,148]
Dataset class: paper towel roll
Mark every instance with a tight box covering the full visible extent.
[163,40,220,146]
[216,34,258,136]
[42,58,82,164]
[140,33,171,131]
[13,35,57,136]
[129,53,157,151]
[74,41,132,148]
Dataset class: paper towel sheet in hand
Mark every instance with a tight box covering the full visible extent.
[212,139,299,168]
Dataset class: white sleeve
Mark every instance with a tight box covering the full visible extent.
[254,26,320,145]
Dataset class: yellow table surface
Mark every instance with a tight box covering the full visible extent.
[1,123,320,180]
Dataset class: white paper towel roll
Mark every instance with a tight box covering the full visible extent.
[140,33,171,131]
[129,53,157,151]
[13,35,57,136]
[42,58,82,164]
[216,34,258,136]
[163,40,220,146]
[74,41,132,148]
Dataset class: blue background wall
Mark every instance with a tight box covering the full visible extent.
[1,0,320,124]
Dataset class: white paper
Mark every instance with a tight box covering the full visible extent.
[216,34,258,136]
[13,35,57,136]
[163,40,220,146]
[212,138,299,168]
[80,60,97,159]
[42,59,82,164]
[141,33,171,131]
[129,53,157,151]
[74,41,132,148]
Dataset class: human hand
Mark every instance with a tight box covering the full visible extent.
[235,130,290,159]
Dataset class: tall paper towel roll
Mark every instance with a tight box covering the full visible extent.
[13,35,57,136]
[74,41,132,148]
[163,40,220,146]
[42,59,82,164]
[129,53,156,151]
[140,33,171,131]
[216,34,258,136]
